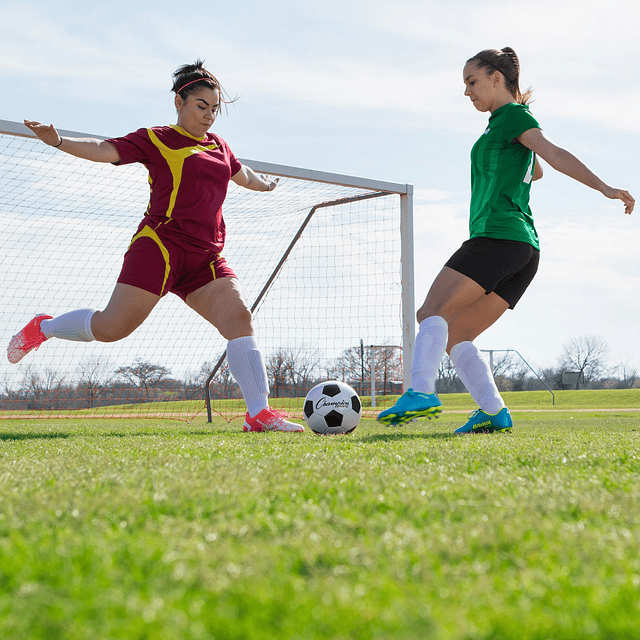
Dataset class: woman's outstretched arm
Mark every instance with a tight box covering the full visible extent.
[24,119,120,164]
[518,127,634,214]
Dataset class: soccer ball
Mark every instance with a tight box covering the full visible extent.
[303,380,362,435]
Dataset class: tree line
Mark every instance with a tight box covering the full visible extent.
[1,335,636,412]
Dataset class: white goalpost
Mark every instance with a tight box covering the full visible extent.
[0,119,414,423]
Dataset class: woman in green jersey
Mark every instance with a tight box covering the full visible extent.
[378,46,635,434]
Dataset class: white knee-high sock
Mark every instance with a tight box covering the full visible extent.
[450,341,505,414]
[40,309,96,342]
[410,316,448,394]
[226,335,270,417]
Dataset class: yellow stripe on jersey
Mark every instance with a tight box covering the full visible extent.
[147,128,220,220]
[128,225,172,296]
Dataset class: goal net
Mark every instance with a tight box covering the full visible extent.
[0,119,414,423]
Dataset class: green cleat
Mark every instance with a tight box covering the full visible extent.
[454,408,513,434]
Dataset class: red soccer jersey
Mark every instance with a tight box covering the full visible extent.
[107,125,242,252]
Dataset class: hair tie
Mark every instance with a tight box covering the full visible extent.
[176,77,215,94]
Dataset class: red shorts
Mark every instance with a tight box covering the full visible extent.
[117,225,237,302]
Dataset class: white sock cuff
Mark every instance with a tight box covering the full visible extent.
[419,316,448,332]
[227,335,257,353]
[449,341,476,365]
[84,310,97,341]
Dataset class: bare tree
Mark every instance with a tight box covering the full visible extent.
[437,355,463,394]
[373,346,403,396]
[266,350,292,398]
[560,335,610,388]
[489,352,529,392]
[115,358,172,399]
[184,361,239,400]
[613,358,638,389]
[536,366,563,391]
[266,347,321,397]
[20,365,67,409]
[213,365,239,399]
[183,361,212,400]
[77,357,112,408]
[329,346,365,393]
[330,343,402,397]
[0,374,17,410]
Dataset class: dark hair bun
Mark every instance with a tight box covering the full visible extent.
[500,47,520,79]
[171,59,219,95]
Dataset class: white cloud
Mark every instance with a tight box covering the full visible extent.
[3,0,639,137]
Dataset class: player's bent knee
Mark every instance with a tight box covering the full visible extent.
[216,306,253,341]
[235,305,253,327]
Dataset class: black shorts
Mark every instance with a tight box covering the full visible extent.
[444,237,540,309]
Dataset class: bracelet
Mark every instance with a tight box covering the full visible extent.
[53,138,63,148]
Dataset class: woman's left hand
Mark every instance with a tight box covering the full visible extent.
[231,166,279,192]
[602,187,635,215]
[261,175,279,191]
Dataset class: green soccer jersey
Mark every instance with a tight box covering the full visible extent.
[469,102,541,249]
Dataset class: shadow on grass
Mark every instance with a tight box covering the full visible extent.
[93,429,219,438]
[0,429,220,442]
[358,432,455,443]
[0,432,71,441]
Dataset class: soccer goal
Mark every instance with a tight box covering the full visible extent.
[0,119,414,423]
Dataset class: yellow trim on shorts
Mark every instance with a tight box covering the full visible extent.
[208,253,225,281]
[128,226,171,296]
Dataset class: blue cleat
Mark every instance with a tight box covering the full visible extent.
[454,407,513,434]
[377,388,442,426]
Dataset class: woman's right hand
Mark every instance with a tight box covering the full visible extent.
[24,120,61,147]
[23,119,120,163]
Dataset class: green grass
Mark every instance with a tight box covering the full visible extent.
[443,387,640,411]
[7,388,640,421]
[1,395,640,639]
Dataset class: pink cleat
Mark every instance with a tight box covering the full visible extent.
[7,314,53,364]
[243,408,305,433]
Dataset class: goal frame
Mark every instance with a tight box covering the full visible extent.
[0,118,415,417]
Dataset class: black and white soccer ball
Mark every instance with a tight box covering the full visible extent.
[303,380,362,435]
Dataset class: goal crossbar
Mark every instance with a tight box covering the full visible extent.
[0,120,411,195]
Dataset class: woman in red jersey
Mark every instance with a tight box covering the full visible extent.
[8,60,304,433]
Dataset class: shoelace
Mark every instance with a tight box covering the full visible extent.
[405,389,430,399]
[264,409,291,424]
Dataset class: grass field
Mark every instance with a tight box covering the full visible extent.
[1,390,639,639]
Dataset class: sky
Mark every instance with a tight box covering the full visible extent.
[0,0,639,376]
